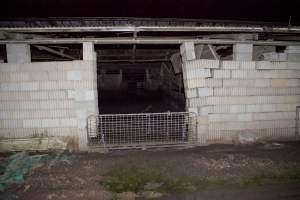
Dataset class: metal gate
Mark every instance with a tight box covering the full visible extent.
[87,112,198,149]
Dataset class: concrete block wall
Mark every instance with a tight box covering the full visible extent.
[181,43,300,144]
[0,60,98,151]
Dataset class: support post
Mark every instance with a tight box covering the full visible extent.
[6,43,31,63]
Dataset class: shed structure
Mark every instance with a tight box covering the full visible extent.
[0,18,300,151]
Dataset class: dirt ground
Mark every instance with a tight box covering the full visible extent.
[3,141,300,200]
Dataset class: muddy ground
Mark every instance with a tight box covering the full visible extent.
[3,141,300,200]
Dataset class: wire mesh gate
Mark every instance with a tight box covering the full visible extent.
[87,112,198,149]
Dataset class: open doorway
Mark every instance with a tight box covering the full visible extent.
[96,44,186,114]
[87,44,198,148]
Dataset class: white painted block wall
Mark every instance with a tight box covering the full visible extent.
[181,42,300,144]
[0,60,98,151]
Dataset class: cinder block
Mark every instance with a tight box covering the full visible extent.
[256,61,289,69]
[198,88,213,97]
[246,104,276,113]
[231,70,263,79]
[213,70,231,79]
[0,82,38,91]
[230,105,246,113]
[20,82,39,91]
[254,112,295,121]
[270,79,300,87]
[58,81,75,89]
[198,106,210,115]
[222,61,240,69]
[21,62,58,72]
[29,91,48,100]
[185,59,219,69]
[223,80,255,87]
[188,98,207,107]
[256,95,300,104]
[197,116,209,125]
[6,44,31,63]
[0,72,29,82]
[207,96,256,105]
[60,118,77,127]
[255,79,270,87]
[180,42,195,61]
[83,42,96,61]
[238,113,253,121]
[0,63,19,72]
[263,70,300,79]
[48,71,65,81]
[41,119,60,128]
[186,89,198,98]
[29,72,49,81]
[185,68,211,79]
[67,90,95,101]
[209,113,237,122]
[185,79,222,88]
[39,81,59,90]
[67,71,82,81]
[233,44,253,61]
[48,91,67,99]
[23,119,42,128]
[0,83,19,91]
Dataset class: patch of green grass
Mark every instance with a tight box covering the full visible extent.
[99,167,165,193]
[243,168,300,186]
[99,167,300,194]
[99,167,231,194]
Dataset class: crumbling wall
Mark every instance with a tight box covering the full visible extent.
[182,43,300,144]
[0,60,98,151]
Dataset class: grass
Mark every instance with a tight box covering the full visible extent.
[243,168,300,186]
[99,167,300,194]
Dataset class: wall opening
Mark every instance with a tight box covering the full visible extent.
[96,44,186,114]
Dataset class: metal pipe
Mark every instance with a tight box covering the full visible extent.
[1,37,300,46]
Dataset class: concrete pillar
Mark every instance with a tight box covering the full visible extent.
[233,43,253,61]
[285,46,300,62]
[83,42,96,61]
[180,42,196,61]
[6,44,31,63]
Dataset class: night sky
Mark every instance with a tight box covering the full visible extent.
[0,0,299,23]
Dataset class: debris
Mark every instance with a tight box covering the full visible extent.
[140,191,163,199]
[116,191,137,200]
[0,151,76,200]
[23,185,31,192]
[238,132,259,144]
[47,152,76,169]
[263,142,285,150]
[0,152,47,192]
[143,182,163,191]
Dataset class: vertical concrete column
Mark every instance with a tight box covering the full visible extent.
[180,41,196,61]
[233,43,253,61]
[6,44,31,63]
[76,42,98,150]
[83,42,97,61]
[180,42,207,145]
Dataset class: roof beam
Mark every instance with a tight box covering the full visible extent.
[1,37,300,46]
[1,26,300,33]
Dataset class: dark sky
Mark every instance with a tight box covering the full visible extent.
[1,0,300,23]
